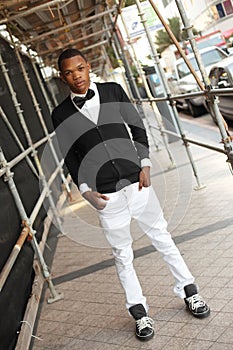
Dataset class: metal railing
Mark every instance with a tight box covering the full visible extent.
[116,0,233,179]
[0,134,64,303]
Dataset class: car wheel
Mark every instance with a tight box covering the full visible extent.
[187,100,206,117]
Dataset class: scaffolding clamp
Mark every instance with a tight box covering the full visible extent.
[21,220,33,241]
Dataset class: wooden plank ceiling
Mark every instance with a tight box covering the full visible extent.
[0,0,116,74]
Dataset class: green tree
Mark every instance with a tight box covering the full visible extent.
[155,17,181,53]
[155,16,199,53]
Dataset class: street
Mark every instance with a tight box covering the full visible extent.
[179,111,233,144]
[180,110,233,130]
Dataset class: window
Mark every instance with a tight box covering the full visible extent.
[210,5,219,19]
[176,48,227,79]
[223,0,233,15]
[216,3,226,17]
[201,49,227,66]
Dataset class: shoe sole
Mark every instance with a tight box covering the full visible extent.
[187,306,211,319]
[136,330,155,341]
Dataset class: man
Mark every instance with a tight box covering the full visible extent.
[52,48,210,342]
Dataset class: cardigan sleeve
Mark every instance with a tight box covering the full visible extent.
[51,109,86,189]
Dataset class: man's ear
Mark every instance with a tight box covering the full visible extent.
[59,72,66,84]
[87,61,91,71]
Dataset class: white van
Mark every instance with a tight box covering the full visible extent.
[169,46,228,117]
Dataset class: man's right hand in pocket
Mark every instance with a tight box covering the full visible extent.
[82,191,109,210]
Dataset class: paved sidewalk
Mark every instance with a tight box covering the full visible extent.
[31,117,233,350]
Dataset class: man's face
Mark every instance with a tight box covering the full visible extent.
[60,55,91,94]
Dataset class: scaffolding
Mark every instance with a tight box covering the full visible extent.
[0,1,232,349]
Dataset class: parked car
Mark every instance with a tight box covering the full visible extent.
[208,55,233,121]
[169,46,228,117]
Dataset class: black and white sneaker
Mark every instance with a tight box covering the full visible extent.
[184,284,210,318]
[129,304,154,341]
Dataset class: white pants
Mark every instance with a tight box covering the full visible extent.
[97,183,194,311]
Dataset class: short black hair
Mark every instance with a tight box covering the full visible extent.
[58,48,87,71]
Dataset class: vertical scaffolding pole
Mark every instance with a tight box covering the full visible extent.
[0,106,38,177]
[119,4,176,163]
[175,0,233,171]
[0,147,64,304]
[104,5,135,98]
[107,9,149,123]
[100,45,115,81]
[38,56,59,107]
[135,0,204,189]
[0,224,31,292]
[29,53,54,114]
[104,19,132,97]
[106,16,160,151]
[20,48,72,200]
[113,31,137,100]
[0,52,65,234]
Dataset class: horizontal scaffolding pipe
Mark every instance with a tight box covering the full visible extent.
[38,27,111,57]
[209,88,233,95]
[185,137,227,154]
[132,88,233,107]
[0,133,55,178]
[149,123,226,154]
[132,91,205,104]
[21,8,115,44]
[133,87,232,104]
[0,0,67,24]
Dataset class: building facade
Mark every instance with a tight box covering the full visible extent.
[162,0,233,37]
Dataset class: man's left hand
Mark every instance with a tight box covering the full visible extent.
[139,166,151,191]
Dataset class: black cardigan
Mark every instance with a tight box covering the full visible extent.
[52,82,149,193]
